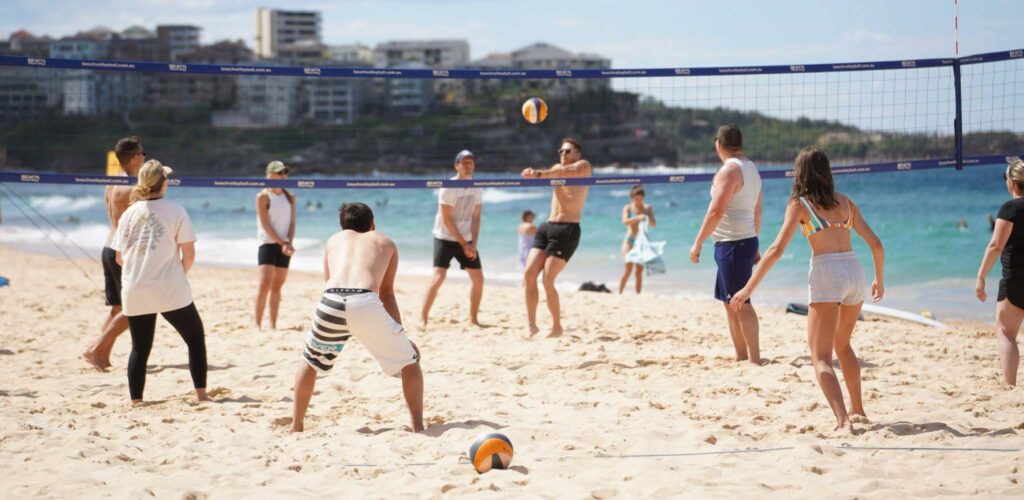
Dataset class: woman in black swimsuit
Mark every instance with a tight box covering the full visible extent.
[975,159,1024,386]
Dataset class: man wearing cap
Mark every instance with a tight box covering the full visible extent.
[420,150,485,329]
[254,160,297,331]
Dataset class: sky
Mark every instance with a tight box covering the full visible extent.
[3,0,1022,68]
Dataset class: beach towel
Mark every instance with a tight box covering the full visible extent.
[625,221,666,276]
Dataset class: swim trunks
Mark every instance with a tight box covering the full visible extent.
[533,222,582,262]
[302,288,419,377]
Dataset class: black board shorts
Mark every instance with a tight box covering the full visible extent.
[433,238,482,270]
[998,277,1024,310]
[258,243,292,269]
[533,222,582,262]
[102,247,122,306]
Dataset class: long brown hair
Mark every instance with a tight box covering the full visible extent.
[790,146,838,210]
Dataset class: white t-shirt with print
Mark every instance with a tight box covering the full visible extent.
[112,198,197,316]
[432,185,483,242]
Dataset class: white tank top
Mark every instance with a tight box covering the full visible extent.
[257,191,293,244]
[711,157,761,242]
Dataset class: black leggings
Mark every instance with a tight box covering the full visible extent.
[127,303,207,400]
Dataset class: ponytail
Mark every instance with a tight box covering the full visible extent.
[130,184,151,203]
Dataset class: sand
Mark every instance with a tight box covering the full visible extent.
[0,244,1022,498]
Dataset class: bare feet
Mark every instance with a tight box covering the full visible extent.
[528,324,540,337]
[82,349,108,372]
[195,389,211,403]
[835,418,854,434]
[547,326,563,338]
[419,319,429,331]
[292,422,304,433]
[850,412,869,424]
[748,358,764,366]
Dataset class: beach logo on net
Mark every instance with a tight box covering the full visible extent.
[169,64,187,72]
[556,70,572,77]
[674,68,690,75]
[790,65,805,72]
[1010,50,1023,59]
[668,175,686,183]
[425,180,443,188]
[304,67,321,75]
[901,60,917,68]
[549,179,566,186]
[297,180,315,188]
[432,69,449,77]
[897,162,913,170]
[27,58,46,66]
[167,178,182,186]
[20,174,40,182]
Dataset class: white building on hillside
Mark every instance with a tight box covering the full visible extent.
[255,8,321,59]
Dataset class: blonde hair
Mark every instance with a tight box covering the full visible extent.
[1007,159,1024,193]
[130,159,168,202]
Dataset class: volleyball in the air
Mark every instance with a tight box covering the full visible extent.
[468,433,514,473]
[521,97,548,124]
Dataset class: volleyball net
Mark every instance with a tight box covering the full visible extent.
[0,49,1021,189]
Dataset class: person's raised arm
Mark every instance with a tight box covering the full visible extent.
[976,216,1012,302]
[729,199,802,308]
[538,159,592,178]
[849,199,885,302]
[690,166,741,263]
[379,244,402,324]
[255,192,287,246]
[179,241,196,273]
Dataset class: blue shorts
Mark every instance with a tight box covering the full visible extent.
[713,236,758,303]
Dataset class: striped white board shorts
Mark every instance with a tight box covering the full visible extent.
[303,288,418,377]
[808,252,866,305]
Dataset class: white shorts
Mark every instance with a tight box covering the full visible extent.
[808,252,866,305]
[302,288,418,377]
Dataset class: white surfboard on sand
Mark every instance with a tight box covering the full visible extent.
[860,304,948,329]
[786,303,949,329]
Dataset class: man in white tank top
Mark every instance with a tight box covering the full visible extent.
[690,125,763,365]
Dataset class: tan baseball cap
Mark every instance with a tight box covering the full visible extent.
[266,160,291,175]
[137,159,173,189]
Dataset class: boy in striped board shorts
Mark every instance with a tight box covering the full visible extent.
[291,202,424,433]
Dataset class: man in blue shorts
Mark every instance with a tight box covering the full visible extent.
[690,125,763,365]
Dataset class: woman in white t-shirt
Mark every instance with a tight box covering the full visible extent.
[254,160,296,330]
[113,160,208,404]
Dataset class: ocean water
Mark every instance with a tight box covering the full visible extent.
[0,163,1011,321]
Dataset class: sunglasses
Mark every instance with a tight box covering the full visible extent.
[558,148,575,155]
